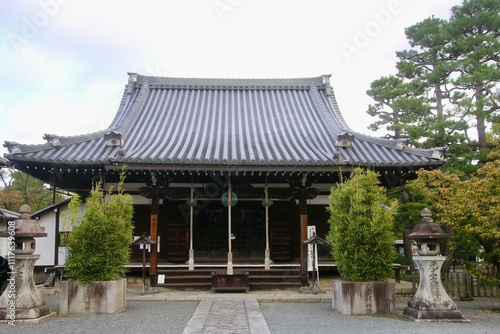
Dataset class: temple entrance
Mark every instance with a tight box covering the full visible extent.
[131,201,298,264]
[193,202,266,261]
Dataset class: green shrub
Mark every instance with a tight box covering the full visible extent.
[393,251,407,265]
[65,173,134,284]
[327,168,397,282]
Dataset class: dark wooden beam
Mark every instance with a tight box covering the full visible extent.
[149,186,159,287]
[299,187,308,286]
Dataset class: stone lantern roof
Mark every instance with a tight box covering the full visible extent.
[407,208,449,240]
[0,204,47,238]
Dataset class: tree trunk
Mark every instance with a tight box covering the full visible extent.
[403,231,414,271]
[434,81,447,147]
[475,85,487,148]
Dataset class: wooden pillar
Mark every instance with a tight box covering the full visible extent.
[227,179,233,275]
[149,186,159,287]
[264,178,271,270]
[299,187,308,286]
[188,179,195,270]
[54,208,60,266]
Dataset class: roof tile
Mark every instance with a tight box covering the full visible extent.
[4,74,445,169]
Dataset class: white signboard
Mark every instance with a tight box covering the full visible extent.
[307,226,319,278]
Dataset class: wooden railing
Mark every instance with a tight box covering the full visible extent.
[410,264,499,298]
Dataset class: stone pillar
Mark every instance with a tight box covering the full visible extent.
[403,256,467,321]
[0,205,55,324]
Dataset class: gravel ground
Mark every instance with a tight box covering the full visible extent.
[261,298,500,334]
[3,294,499,334]
[4,294,198,334]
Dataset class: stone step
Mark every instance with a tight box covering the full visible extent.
[151,267,302,290]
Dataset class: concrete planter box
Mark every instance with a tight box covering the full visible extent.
[332,280,395,315]
[60,278,126,314]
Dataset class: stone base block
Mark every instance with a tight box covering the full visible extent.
[0,312,57,325]
[0,303,51,320]
[403,306,470,322]
[60,278,126,315]
[332,280,395,315]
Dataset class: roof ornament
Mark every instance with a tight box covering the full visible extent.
[128,72,138,83]
[336,133,354,148]
[43,134,61,147]
[126,72,138,95]
[104,131,123,147]
[322,74,332,96]
[395,139,409,151]
[4,141,21,154]
[431,147,444,159]
[108,148,126,163]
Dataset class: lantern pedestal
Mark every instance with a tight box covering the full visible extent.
[0,254,53,321]
[0,205,56,324]
[403,256,468,322]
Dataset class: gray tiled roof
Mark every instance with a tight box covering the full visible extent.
[0,208,19,220]
[0,156,11,167]
[3,74,445,170]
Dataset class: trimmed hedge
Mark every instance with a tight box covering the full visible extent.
[327,168,397,282]
[65,175,134,284]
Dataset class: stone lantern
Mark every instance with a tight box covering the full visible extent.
[0,204,55,323]
[403,208,468,322]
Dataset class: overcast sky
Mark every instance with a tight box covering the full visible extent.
[0,0,465,156]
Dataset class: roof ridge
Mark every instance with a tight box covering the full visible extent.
[130,73,329,89]
[133,72,330,81]
[326,86,350,130]
[115,79,150,136]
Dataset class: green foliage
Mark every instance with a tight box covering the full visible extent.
[391,185,435,270]
[366,75,428,141]
[392,251,407,266]
[64,173,134,284]
[326,168,398,282]
[366,0,500,173]
[447,0,500,149]
[393,184,434,229]
[465,262,500,286]
[0,169,65,212]
[409,146,500,279]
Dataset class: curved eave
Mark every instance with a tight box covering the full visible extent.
[338,140,445,168]
[4,138,118,165]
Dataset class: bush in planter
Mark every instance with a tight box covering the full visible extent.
[65,173,134,284]
[327,168,397,282]
[327,168,399,315]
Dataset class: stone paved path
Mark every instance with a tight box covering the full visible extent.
[183,298,270,334]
